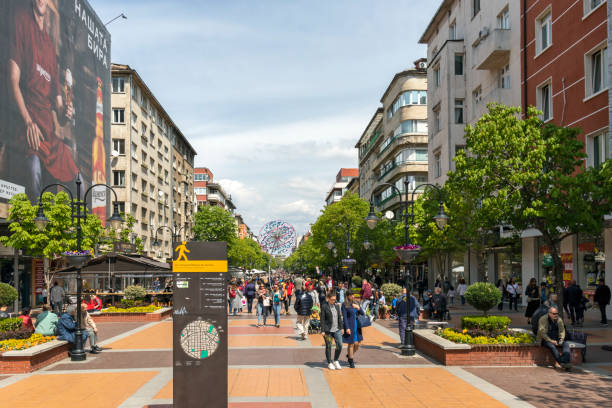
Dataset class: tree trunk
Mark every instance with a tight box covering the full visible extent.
[548,240,565,319]
[43,257,55,307]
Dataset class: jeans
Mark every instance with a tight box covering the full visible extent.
[542,340,570,364]
[373,303,379,321]
[324,330,343,363]
[246,297,254,314]
[509,295,518,311]
[569,304,583,324]
[449,296,454,305]
[598,302,608,324]
[399,317,407,344]
[460,295,465,305]
[273,303,281,325]
[362,299,371,313]
[257,303,264,325]
[296,315,310,336]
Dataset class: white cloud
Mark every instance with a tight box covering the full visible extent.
[216,178,262,206]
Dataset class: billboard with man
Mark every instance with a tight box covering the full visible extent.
[0,0,110,220]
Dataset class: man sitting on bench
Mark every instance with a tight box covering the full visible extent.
[536,306,570,369]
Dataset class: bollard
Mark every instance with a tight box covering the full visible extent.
[401,319,415,356]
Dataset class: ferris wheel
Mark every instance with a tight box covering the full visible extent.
[258,220,296,256]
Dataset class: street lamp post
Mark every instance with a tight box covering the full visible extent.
[34,174,123,361]
[325,223,372,285]
[365,177,448,356]
[152,223,187,253]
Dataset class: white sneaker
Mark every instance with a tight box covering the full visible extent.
[334,361,342,370]
[328,363,336,370]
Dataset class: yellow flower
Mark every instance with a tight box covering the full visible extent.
[462,329,468,334]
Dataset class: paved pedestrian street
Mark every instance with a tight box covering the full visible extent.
[0,314,611,408]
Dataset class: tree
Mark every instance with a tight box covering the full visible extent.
[228,237,268,270]
[193,205,237,248]
[108,213,144,254]
[464,282,501,316]
[0,192,106,305]
[449,104,612,314]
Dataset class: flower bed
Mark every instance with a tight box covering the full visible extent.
[437,327,534,345]
[0,334,57,352]
[91,306,172,322]
[103,305,162,313]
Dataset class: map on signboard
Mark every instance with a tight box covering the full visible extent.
[180,320,220,359]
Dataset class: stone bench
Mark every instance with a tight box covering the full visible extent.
[91,307,172,322]
[0,340,71,374]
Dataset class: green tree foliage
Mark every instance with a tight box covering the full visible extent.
[449,104,612,312]
[228,237,269,270]
[464,282,502,316]
[124,285,147,300]
[380,283,402,301]
[193,205,237,248]
[0,283,18,307]
[284,238,324,277]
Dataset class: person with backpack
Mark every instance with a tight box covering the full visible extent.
[294,283,314,340]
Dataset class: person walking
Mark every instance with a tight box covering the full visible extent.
[272,284,282,328]
[321,290,343,370]
[566,280,584,326]
[525,278,541,324]
[229,284,243,316]
[336,282,346,305]
[506,279,519,311]
[294,284,314,340]
[50,281,65,316]
[245,279,257,314]
[594,278,610,326]
[397,288,420,345]
[285,280,294,315]
[456,279,467,306]
[342,293,365,368]
[360,279,373,312]
[256,285,267,327]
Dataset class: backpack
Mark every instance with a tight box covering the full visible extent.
[531,304,549,335]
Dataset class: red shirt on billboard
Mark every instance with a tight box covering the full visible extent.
[9,2,78,185]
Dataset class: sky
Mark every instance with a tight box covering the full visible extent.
[90,0,441,240]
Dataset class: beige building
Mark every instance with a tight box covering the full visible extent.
[111,64,196,260]
[419,0,521,185]
[356,62,429,218]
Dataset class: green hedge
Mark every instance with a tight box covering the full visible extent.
[461,316,511,332]
[465,282,502,316]
[0,317,23,332]
[380,283,402,302]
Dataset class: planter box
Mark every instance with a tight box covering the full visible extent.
[414,329,583,366]
[91,307,173,323]
[0,340,70,374]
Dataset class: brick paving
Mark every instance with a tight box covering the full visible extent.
[0,310,610,407]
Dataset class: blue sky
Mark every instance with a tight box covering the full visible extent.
[90,0,441,240]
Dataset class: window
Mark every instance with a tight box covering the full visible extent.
[454,54,464,75]
[433,108,441,133]
[131,113,138,128]
[387,91,427,118]
[112,77,125,93]
[112,139,125,155]
[584,0,605,15]
[406,175,428,192]
[586,47,607,96]
[396,120,428,135]
[498,7,510,29]
[434,66,441,87]
[194,173,209,181]
[149,131,155,145]
[141,123,147,137]
[131,142,138,160]
[395,149,428,164]
[472,87,482,111]
[537,11,552,54]
[589,131,610,167]
[117,201,126,215]
[112,170,125,186]
[537,81,552,121]
[434,153,441,178]
[112,108,125,124]
[454,99,464,124]
[472,0,481,17]
[499,64,511,89]
[449,21,457,40]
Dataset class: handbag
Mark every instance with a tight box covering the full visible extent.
[357,313,371,328]
[241,297,247,307]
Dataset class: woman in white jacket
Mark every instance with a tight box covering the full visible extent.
[456,279,468,306]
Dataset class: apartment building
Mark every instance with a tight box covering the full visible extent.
[356,61,429,218]
[193,167,236,212]
[171,137,196,247]
[419,0,521,185]
[111,64,196,260]
[324,168,359,206]
[521,0,611,294]
[419,0,521,286]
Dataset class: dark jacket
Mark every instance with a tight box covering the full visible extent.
[341,302,365,343]
[245,282,257,298]
[320,301,343,333]
[56,313,88,344]
[594,284,611,305]
[397,295,420,320]
[566,284,583,306]
[294,290,314,316]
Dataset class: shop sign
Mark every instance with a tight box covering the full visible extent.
[32,258,45,295]
[578,242,595,252]
[561,253,573,287]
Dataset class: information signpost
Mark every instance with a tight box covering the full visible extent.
[172,241,228,407]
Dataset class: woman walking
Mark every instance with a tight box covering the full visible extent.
[321,290,343,370]
[229,284,242,316]
[342,292,365,368]
[456,279,468,306]
[524,278,540,324]
[272,284,282,328]
[256,285,270,327]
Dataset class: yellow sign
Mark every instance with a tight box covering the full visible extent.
[173,260,228,273]
[175,242,191,261]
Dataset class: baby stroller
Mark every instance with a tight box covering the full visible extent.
[308,305,321,334]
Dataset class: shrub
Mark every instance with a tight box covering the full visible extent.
[120,298,135,308]
[0,317,23,332]
[464,282,501,316]
[461,316,511,332]
[124,285,147,301]
[0,283,18,307]
[380,283,402,303]
[351,276,363,288]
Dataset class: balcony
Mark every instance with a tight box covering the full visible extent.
[482,87,513,106]
[475,29,511,70]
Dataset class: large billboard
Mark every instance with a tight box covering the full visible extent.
[0,0,110,220]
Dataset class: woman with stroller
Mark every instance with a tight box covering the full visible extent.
[321,290,343,370]
[342,292,365,368]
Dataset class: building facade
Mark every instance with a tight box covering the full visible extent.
[324,168,359,206]
[420,0,522,286]
[522,0,610,295]
[193,167,235,212]
[111,64,196,261]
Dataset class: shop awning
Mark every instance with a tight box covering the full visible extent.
[54,253,171,277]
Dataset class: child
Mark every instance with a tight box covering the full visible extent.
[447,285,455,305]
[391,295,398,319]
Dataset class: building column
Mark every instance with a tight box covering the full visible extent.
[467,248,478,285]
[521,237,537,305]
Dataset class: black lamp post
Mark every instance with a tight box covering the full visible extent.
[34,174,123,361]
[365,177,448,356]
[325,223,373,285]
[152,223,186,250]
